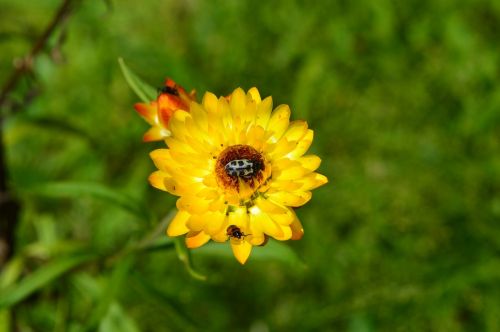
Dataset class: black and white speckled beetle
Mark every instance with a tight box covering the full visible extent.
[224,159,263,178]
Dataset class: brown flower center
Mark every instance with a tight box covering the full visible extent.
[215,145,268,196]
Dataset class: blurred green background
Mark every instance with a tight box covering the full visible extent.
[1,0,500,331]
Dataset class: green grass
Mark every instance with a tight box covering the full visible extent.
[1,0,500,331]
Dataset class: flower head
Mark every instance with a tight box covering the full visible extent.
[145,86,327,264]
[134,78,196,141]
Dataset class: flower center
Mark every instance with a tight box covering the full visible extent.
[215,144,269,199]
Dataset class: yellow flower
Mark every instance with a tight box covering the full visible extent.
[148,87,328,264]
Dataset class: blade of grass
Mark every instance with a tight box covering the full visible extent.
[24,181,152,222]
[131,272,199,330]
[0,253,96,309]
[0,310,10,332]
[85,257,135,332]
[118,58,157,103]
[98,302,140,332]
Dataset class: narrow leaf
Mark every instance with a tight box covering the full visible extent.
[87,257,135,331]
[118,58,157,103]
[131,273,199,329]
[0,257,24,289]
[98,302,140,332]
[0,254,96,309]
[24,181,151,221]
[0,309,11,332]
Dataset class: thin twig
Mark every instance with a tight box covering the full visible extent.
[0,0,77,109]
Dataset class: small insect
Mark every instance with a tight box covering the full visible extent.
[226,225,249,240]
[224,159,263,178]
[157,85,179,96]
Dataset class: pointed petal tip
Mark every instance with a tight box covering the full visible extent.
[166,210,190,236]
[148,171,167,191]
[247,87,261,103]
[290,212,304,240]
[134,102,156,123]
[318,173,329,186]
[231,240,252,265]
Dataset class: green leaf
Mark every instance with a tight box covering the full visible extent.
[20,115,98,148]
[98,302,140,332]
[23,181,151,221]
[0,253,96,309]
[87,257,135,331]
[0,257,24,289]
[194,240,306,268]
[118,57,157,103]
[174,238,206,281]
[131,273,199,329]
[0,309,11,332]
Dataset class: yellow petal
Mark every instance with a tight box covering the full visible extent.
[202,92,219,113]
[273,165,309,181]
[185,231,211,248]
[290,212,304,240]
[150,149,172,172]
[173,175,206,194]
[246,222,265,245]
[272,224,292,241]
[209,196,227,212]
[287,129,313,159]
[186,213,208,231]
[248,235,265,246]
[151,149,203,179]
[212,228,229,242]
[148,171,168,191]
[298,155,321,171]
[230,239,252,264]
[250,208,284,238]
[272,158,298,169]
[219,98,235,141]
[165,136,197,154]
[195,187,220,200]
[228,207,249,228]
[167,210,190,236]
[207,119,225,147]
[266,137,297,158]
[299,173,329,191]
[230,88,247,118]
[255,96,272,128]
[283,120,308,142]
[255,197,288,215]
[268,191,312,207]
[267,206,295,226]
[168,110,190,140]
[269,179,303,191]
[176,196,210,214]
[143,126,170,142]
[204,211,226,236]
[267,104,290,143]
[247,87,261,103]
[241,98,257,127]
[245,125,266,150]
[163,177,186,196]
